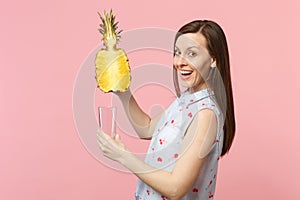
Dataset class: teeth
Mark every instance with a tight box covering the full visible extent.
[180,70,192,75]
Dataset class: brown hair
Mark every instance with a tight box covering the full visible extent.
[173,20,235,157]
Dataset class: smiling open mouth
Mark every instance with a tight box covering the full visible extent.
[180,70,193,76]
[178,70,193,80]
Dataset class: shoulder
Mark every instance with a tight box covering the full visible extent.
[190,108,218,132]
[182,108,218,159]
[197,108,216,118]
[195,97,222,120]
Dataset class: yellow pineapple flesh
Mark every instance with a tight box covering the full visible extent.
[95,10,131,93]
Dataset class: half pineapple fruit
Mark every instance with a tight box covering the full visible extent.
[95,10,131,93]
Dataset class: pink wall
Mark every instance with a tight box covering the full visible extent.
[1,0,300,199]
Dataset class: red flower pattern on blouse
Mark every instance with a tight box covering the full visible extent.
[136,89,221,199]
[161,195,168,200]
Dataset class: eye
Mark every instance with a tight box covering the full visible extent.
[188,51,197,57]
[174,49,181,56]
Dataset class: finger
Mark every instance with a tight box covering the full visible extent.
[115,134,121,142]
[96,129,107,142]
[96,130,109,147]
[97,129,112,141]
[97,136,111,154]
[96,137,104,151]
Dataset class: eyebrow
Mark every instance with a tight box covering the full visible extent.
[174,45,205,51]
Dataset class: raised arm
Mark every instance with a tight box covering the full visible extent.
[115,90,163,139]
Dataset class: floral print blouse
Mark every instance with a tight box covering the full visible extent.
[135,88,224,200]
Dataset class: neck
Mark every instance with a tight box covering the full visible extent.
[188,83,208,93]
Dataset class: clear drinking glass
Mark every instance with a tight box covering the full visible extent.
[98,106,116,137]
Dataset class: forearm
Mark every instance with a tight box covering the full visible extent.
[116,90,152,139]
[119,152,182,199]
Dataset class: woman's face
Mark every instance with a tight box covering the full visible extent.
[174,33,213,93]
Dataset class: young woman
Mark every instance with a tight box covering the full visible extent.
[97,20,235,200]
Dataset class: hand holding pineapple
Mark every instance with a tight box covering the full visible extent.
[95,10,131,93]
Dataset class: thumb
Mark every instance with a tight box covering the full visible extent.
[115,134,121,142]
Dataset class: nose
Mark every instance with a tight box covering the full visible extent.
[174,55,188,70]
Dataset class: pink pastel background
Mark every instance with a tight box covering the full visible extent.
[1,0,300,199]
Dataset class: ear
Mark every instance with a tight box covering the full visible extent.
[211,58,217,68]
